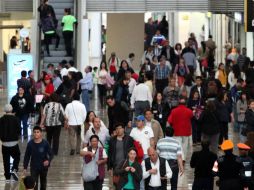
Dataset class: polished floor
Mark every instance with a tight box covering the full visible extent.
[0,88,240,190]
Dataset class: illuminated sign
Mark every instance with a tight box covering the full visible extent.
[7,54,33,102]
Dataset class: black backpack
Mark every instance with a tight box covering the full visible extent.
[41,16,56,33]
[60,85,72,106]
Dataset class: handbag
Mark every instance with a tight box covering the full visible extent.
[82,149,99,182]
[113,159,127,185]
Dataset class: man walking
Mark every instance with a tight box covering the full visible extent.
[80,66,93,111]
[23,126,53,190]
[65,94,87,155]
[168,96,193,162]
[142,147,172,190]
[0,104,21,183]
[190,140,217,190]
[157,127,184,190]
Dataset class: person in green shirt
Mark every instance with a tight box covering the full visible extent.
[114,147,143,190]
[61,8,77,56]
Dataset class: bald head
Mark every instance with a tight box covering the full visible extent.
[147,147,158,163]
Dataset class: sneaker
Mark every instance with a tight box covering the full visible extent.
[11,169,19,181]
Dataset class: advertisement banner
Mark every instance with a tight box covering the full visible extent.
[7,54,33,102]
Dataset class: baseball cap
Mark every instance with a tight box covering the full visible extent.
[221,140,234,151]
[135,115,145,121]
[237,143,251,150]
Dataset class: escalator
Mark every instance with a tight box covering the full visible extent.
[39,0,76,70]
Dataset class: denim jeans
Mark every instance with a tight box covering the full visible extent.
[19,114,29,137]
[239,122,247,142]
[82,89,90,111]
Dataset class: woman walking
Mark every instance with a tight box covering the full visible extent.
[97,61,108,108]
[81,135,107,190]
[114,147,142,190]
[40,93,66,155]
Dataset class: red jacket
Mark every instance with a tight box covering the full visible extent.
[168,105,193,136]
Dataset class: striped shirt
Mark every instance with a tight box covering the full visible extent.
[157,137,182,160]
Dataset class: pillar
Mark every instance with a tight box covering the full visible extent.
[246,32,254,60]
[30,0,40,80]
[106,13,144,70]
[76,0,89,72]
[88,12,102,58]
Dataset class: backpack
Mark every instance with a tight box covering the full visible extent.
[41,17,56,33]
[60,85,72,106]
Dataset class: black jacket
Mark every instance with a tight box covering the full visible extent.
[10,94,33,116]
[245,109,254,132]
[108,135,134,170]
[215,100,232,123]
[199,110,220,135]
[190,148,217,178]
[161,46,175,63]
[114,159,142,190]
[0,114,21,142]
[144,157,167,190]
[190,85,206,101]
[108,102,130,135]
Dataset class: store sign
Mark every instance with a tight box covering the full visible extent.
[245,0,254,32]
[7,54,33,102]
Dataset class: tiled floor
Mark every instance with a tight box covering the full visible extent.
[0,88,240,190]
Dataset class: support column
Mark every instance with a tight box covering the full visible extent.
[76,0,89,72]
[30,0,39,80]
[246,32,254,60]
[168,12,174,45]
[88,12,102,58]
[106,13,144,70]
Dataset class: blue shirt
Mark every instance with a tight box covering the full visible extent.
[23,139,53,170]
[154,64,170,80]
[80,72,93,91]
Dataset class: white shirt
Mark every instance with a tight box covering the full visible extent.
[68,67,78,72]
[60,68,68,78]
[146,121,152,129]
[65,101,87,125]
[142,159,172,187]
[84,126,110,147]
[128,78,137,94]
[130,83,152,108]
[228,71,246,88]
[98,70,108,85]
[83,147,108,159]
[81,120,107,143]
[130,126,154,155]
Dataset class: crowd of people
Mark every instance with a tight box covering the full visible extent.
[2,13,254,190]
